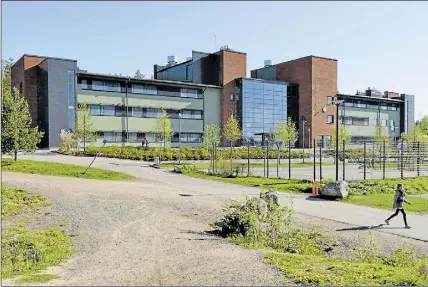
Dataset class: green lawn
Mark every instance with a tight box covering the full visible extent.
[2,158,134,180]
[343,194,428,213]
[1,186,75,281]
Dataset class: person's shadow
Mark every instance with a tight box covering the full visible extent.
[336,224,407,231]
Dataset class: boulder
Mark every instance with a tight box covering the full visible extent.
[320,181,349,199]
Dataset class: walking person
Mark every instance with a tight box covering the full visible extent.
[385,183,411,229]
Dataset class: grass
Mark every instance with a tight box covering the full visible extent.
[182,171,312,193]
[16,274,60,284]
[159,161,334,170]
[343,194,428,213]
[1,186,49,218]
[266,252,428,286]
[1,186,75,281]
[2,158,135,180]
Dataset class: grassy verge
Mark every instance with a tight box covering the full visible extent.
[343,194,428,213]
[215,196,428,286]
[1,186,75,282]
[2,158,134,180]
[266,252,428,286]
[2,185,49,218]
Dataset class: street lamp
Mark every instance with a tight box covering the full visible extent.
[332,98,344,181]
[302,117,306,163]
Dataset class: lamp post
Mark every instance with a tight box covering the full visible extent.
[332,98,344,181]
[302,117,306,163]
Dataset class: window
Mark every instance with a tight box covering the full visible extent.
[68,70,76,130]
[327,96,333,105]
[81,79,88,90]
[89,105,101,116]
[102,106,115,116]
[104,132,122,143]
[19,82,23,94]
[388,104,397,111]
[131,84,157,95]
[92,80,104,91]
[352,117,369,126]
[115,106,125,116]
[180,133,202,143]
[192,110,202,119]
[378,119,388,126]
[146,86,157,95]
[104,81,120,92]
[168,110,180,119]
[344,101,354,107]
[367,102,378,110]
[132,84,145,94]
[182,110,192,119]
[317,136,324,148]
[132,107,143,117]
[380,104,388,110]
[325,136,332,147]
[327,115,334,124]
[355,101,367,108]
[146,108,161,118]
[181,88,201,98]
[344,117,353,125]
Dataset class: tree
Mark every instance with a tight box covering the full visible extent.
[154,108,174,151]
[2,60,43,160]
[59,129,78,152]
[222,114,242,169]
[134,70,145,79]
[75,102,96,152]
[274,118,298,148]
[203,124,221,151]
[329,125,351,152]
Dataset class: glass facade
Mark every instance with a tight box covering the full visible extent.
[68,70,76,129]
[241,79,287,145]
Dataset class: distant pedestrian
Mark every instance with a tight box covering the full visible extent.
[385,183,411,228]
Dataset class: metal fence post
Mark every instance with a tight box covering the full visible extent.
[288,140,291,180]
[400,139,404,179]
[267,141,270,178]
[383,141,386,179]
[363,141,367,180]
[342,139,345,181]
[247,142,250,176]
[417,141,420,177]
[313,140,316,182]
[319,139,322,181]
[277,146,280,178]
[264,145,266,178]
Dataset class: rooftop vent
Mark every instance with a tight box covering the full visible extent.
[167,55,177,64]
[220,45,231,51]
[264,60,272,67]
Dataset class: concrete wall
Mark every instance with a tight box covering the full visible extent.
[47,58,78,148]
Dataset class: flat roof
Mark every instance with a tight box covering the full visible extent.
[77,71,222,89]
[239,77,296,86]
[338,93,403,103]
[251,55,338,72]
[22,54,77,63]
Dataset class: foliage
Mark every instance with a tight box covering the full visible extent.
[1,158,134,180]
[274,118,299,148]
[346,177,428,195]
[401,124,428,144]
[222,114,242,146]
[329,125,351,152]
[1,186,48,218]
[75,102,96,150]
[134,69,145,79]
[1,226,74,279]
[59,129,78,153]
[154,108,174,150]
[203,124,221,151]
[2,60,43,161]
[16,274,60,284]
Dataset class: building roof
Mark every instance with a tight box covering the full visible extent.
[338,93,404,103]
[251,55,338,72]
[22,54,77,63]
[77,71,222,89]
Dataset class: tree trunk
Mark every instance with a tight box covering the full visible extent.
[230,142,233,171]
[14,149,18,161]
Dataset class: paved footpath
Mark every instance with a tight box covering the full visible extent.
[12,154,428,242]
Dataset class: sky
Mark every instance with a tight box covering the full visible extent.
[2,1,427,120]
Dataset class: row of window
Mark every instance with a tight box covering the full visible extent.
[98,132,202,143]
[81,79,203,99]
[327,97,399,111]
[86,104,203,119]
[337,116,395,127]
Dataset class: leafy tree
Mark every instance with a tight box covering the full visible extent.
[134,70,145,79]
[75,102,96,152]
[203,124,221,151]
[154,108,174,151]
[401,125,428,144]
[59,129,78,152]
[329,125,351,152]
[1,61,43,161]
[222,114,242,169]
[274,118,298,148]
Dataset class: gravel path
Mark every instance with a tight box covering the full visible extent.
[2,173,290,286]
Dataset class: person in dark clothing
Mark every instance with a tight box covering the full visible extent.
[385,183,411,228]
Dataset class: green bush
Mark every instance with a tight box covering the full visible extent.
[70,146,311,161]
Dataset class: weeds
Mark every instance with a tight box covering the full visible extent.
[1,186,49,218]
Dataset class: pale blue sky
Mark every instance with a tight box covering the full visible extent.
[2,1,427,119]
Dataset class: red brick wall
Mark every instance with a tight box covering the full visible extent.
[219,50,246,145]
[276,57,313,147]
[311,57,337,146]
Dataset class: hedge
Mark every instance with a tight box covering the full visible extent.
[70,146,311,161]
